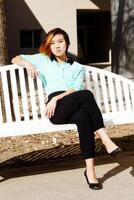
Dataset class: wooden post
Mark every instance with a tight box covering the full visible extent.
[0,0,10,122]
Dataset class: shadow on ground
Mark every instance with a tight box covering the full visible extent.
[0,135,134,183]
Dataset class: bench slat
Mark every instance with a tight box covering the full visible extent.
[122,82,132,111]
[1,71,12,122]
[10,69,21,121]
[28,76,38,120]
[130,86,134,110]
[92,72,101,109]
[85,70,91,90]
[18,68,29,120]
[99,74,110,113]
[36,78,46,119]
[0,97,3,123]
[115,79,124,112]
[107,76,117,112]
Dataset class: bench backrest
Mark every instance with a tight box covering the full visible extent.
[0,64,134,137]
[0,64,46,124]
[85,66,134,114]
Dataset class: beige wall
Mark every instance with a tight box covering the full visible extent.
[24,0,77,55]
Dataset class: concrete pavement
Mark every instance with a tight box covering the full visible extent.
[0,151,134,200]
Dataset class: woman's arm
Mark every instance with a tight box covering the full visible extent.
[54,88,75,101]
[11,55,38,79]
[45,88,76,118]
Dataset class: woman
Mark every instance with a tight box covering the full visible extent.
[12,28,121,190]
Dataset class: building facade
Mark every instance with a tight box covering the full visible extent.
[6,0,111,66]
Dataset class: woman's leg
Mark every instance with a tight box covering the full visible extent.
[49,90,104,128]
[49,90,121,155]
[60,90,121,155]
[68,108,101,188]
[69,107,95,159]
[85,158,98,183]
[50,95,98,181]
[96,128,120,154]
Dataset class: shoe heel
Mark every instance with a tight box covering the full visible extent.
[109,147,122,157]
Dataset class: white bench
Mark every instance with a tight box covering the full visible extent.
[0,64,134,137]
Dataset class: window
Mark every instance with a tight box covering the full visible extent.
[20,29,42,48]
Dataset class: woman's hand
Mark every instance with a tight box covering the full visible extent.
[45,89,76,118]
[12,56,38,79]
[25,62,38,79]
[45,97,57,118]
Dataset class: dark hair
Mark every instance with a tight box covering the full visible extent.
[39,28,70,58]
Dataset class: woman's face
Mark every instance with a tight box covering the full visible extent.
[50,34,67,58]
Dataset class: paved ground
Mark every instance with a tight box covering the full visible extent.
[0,151,134,200]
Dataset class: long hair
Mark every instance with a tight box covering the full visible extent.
[39,28,70,58]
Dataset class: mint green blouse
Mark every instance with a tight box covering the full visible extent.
[20,53,85,95]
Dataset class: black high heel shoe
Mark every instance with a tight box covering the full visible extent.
[109,147,122,157]
[84,170,102,190]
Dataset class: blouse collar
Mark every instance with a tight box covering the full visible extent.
[50,55,74,65]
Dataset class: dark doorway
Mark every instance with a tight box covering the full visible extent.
[77,10,112,65]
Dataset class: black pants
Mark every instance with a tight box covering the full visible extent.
[48,90,105,159]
